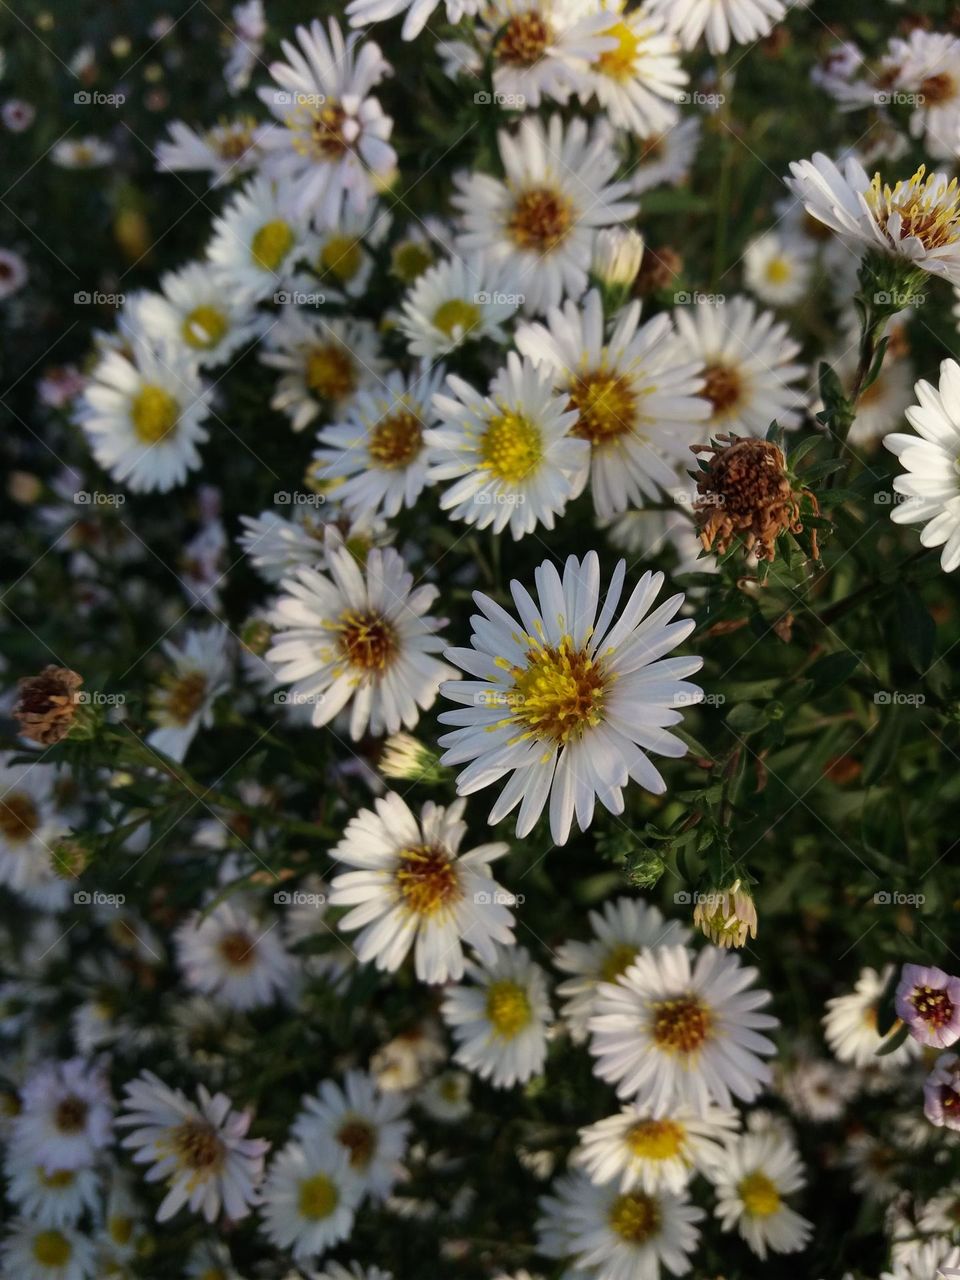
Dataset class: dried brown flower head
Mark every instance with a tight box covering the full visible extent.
[14,666,83,745]
[633,245,683,296]
[692,434,818,562]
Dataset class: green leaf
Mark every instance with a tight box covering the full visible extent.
[725,703,769,734]
[807,651,860,694]
[875,1021,910,1056]
[896,584,935,674]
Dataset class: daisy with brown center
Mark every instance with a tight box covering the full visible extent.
[292,1069,411,1201]
[426,352,588,539]
[147,627,231,764]
[14,1058,113,1176]
[175,900,297,1012]
[882,30,960,162]
[438,551,702,847]
[259,1139,363,1263]
[268,543,456,740]
[315,365,444,521]
[76,336,211,493]
[536,1167,703,1280]
[589,943,779,1116]
[0,757,70,905]
[327,793,516,984]
[575,1101,738,1195]
[516,288,710,518]
[711,1131,813,1259]
[155,117,267,186]
[118,1071,269,1223]
[453,113,638,315]
[441,945,553,1088]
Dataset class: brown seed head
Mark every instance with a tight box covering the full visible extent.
[14,666,84,745]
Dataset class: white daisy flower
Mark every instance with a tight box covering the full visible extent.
[117,1071,268,1223]
[146,627,231,763]
[0,1220,96,1280]
[133,262,262,368]
[296,204,388,302]
[13,1059,112,1176]
[397,254,519,359]
[315,365,444,521]
[328,793,516,983]
[589,943,779,1115]
[0,757,69,898]
[76,337,211,493]
[207,174,309,305]
[267,543,456,738]
[417,1070,472,1122]
[426,353,588,539]
[259,1140,363,1261]
[346,0,483,41]
[822,964,920,1069]
[51,137,115,168]
[537,1167,704,1280]
[885,29,960,162]
[673,294,806,435]
[154,117,266,186]
[257,18,396,223]
[0,247,28,298]
[453,113,639,315]
[441,945,553,1088]
[516,289,710,518]
[884,358,960,571]
[292,1069,411,1200]
[574,1101,738,1194]
[785,153,960,286]
[778,1055,859,1122]
[554,896,691,1044]
[743,230,816,306]
[260,309,386,433]
[3,1155,100,1228]
[438,552,703,846]
[175,901,297,1011]
[583,6,686,137]
[631,117,701,195]
[645,0,786,54]
[224,0,266,93]
[712,1131,813,1259]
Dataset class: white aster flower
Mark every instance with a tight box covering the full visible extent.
[117,1071,268,1223]
[224,0,266,93]
[583,6,686,137]
[785,152,960,286]
[14,1058,113,1174]
[0,757,70,898]
[589,943,779,1115]
[133,261,262,368]
[260,309,386,432]
[441,945,552,1088]
[426,353,588,538]
[743,230,815,306]
[453,113,639,315]
[537,1167,703,1280]
[268,543,455,738]
[76,337,211,493]
[315,365,444,520]
[397,254,519,359]
[346,0,483,41]
[154,117,266,185]
[778,1055,859,1122]
[631,116,701,195]
[146,627,231,763]
[417,1070,472,1122]
[292,1069,410,1200]
[645,0,786,54]
[517,289,710,517]
[885,29,960,162]
[712,1130,813,1259]
[438,552,703,846]
[673,294,806,435]
[3,1154,100,1228]
[575,1101,738,1194]
[207,174,308,305]
[175,900,297,1011]
[555,896,691,1044]
[884,358,960,571]
[259,1140,363,1261]
[0,1220,96,1280]
[51,136,115,168]
[822,964,920,1069]
[257,18,396,223]
[327,793,516,983]
[296,204,388,301]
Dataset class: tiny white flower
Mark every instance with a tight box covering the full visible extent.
[711,1131,813,1260]
[147,627,231,763]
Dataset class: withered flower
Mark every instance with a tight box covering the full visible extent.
[692,434,818,562]
[14,666,84,745]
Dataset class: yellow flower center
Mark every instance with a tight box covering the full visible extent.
[597,20,640,81]
[337,1117,378,1169]
[289,100,350,161]
[38,1168,76,1189]
[182,304,229,350]
[504,635,607,745]
[0,791,39,843]
[156,670,208,726]
[486,979,532,1037]
[396,843,461,916]
[131,384,179,444]
[337,609,397,672]
[496,11,551,65]
[765,257,792,284]
[210,119,257,162]
[392,240,435,282]
[298,1172,339,1220]
[600,943,640,982]
[171,1118,225,1173]
[480,411,543,483]
[608,1191,662,1244]
[568,371,638,444]
[432,297,481,339]
[866,165,960,250]
[109,1215,134,1246]
[250,219,295,271]
[318,233,363,283]
[368,409,424,469]
[738,1170,782,1218]
[306,344,356,401]
[702,364,743,417]
[32,1231,72,1267]
[508,187,573,252]
[626,1118,685,1161]
[650,995,712,1054]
